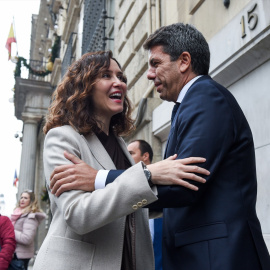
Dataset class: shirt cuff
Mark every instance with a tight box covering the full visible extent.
[95,170,109,189]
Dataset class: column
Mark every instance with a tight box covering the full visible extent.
[17,114,40,197]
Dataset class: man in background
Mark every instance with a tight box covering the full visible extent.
[127,140,163,270]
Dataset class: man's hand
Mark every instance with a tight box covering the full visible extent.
[148,155,210,191]
[50,151,98,197]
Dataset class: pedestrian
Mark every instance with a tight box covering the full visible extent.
[0,214,16,270]
[11,190,46,270]
[33,51,209,270]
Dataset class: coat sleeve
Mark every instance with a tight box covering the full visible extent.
[44,127,158,235]
[148,81,238,209]
[15,216,39,245]
[0,216,16,269]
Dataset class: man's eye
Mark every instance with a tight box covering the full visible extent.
[117,75,124,81]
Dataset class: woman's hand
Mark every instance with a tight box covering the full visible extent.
[147,154,210,191]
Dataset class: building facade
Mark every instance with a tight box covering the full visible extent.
[14,0,270,254]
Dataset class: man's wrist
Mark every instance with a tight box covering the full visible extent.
[95,170,109,189]
[142,162,154,187]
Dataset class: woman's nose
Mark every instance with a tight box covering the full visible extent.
[113,77,123,86]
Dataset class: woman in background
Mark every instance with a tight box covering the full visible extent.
[11,190,46,270]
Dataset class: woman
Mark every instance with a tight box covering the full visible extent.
[33,51,209,270]
[11,190,46,270]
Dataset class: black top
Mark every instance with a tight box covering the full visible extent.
[95,129,131,170]
[95,129,135,270]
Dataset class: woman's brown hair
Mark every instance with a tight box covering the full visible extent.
[43,51,134,136]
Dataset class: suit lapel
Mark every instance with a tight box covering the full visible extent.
[82,133,117,170]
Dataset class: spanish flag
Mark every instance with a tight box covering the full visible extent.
[5,24,16,60]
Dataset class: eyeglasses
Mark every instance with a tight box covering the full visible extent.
[23,189,33,193]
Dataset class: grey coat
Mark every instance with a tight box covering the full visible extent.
[33,125,158,270]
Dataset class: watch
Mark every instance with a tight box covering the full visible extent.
[142,162,154,187]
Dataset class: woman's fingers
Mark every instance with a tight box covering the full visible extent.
[181,172,207,183]
[177,180,199,191]
[182,164,210,176]
[165,154,178,160]
[179,157,206,164]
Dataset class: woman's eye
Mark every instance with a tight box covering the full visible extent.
[118,75,127,83]
[102,73,110,78]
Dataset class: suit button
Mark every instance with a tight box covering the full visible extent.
[142,199,147,205]
[137,202,142,207]
[132,205,138,210]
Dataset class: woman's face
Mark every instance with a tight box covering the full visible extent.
[19,193,31,209]
[91,59,127,123]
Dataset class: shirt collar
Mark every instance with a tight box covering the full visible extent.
[176,75,203,103]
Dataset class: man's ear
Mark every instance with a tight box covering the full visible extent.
[178,52,191,73]
[142,152,150,162]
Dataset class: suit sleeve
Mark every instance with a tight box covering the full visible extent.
[44,127,158,235]
[149,82,237,209]
[106,170,124,185]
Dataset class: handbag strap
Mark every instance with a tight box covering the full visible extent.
[13,253,19,260]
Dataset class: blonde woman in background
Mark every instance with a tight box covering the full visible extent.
[10,190,46,270]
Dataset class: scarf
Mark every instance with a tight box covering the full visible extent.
[10,207,23,226]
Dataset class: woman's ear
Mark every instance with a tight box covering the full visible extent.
[178,52,191,73]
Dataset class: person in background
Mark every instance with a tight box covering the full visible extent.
[127,139,163,270]
[33,51,209,270]
[0,214,16,270]
[11,190,46,270]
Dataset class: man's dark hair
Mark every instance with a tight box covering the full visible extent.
[143,23,210,75]
[132,139,153,163]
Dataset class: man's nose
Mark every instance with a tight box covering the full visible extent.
[147,68,156,80]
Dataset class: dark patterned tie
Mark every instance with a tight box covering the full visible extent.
[171,102,180,122]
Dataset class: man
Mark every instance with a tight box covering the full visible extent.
[50,23,270,269]
[127,140,163,270]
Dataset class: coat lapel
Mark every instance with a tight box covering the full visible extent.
[82,133,116,170]
[115,136,135,166]
[82,133,135,169]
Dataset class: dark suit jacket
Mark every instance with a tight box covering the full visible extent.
[107,76,270,270]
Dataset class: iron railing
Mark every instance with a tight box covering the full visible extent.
[82,0,114,54]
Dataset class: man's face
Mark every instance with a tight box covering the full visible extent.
[127,141,144,164]
[147,45,183,102]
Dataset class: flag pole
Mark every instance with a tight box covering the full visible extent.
[13,16,18,56]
